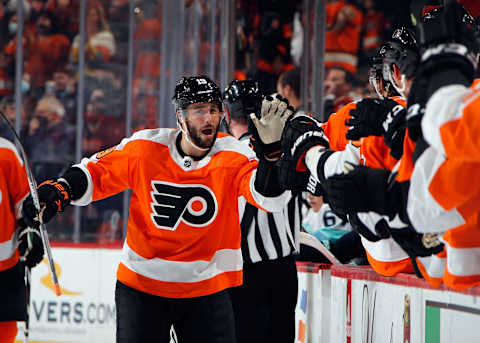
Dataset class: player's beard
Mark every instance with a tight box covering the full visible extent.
[185,120,220,149]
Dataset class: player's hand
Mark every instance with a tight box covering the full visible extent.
[22,179,72,228]
[279,113,329,191]
[324,164,390,217]
[281,113,329,170]
[250,94,294,144]
[347,214,390,242]
[389,226,444,258]
[18,219,45,268]
[345,98,398,140]
[382,104,407,159]
[249,95,294,160]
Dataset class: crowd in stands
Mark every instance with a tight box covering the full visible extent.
[0,0,448,268]
[0,0,130,242]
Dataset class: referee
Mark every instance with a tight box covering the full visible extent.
[223,80,302,343]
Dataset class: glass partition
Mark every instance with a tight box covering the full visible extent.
[2,0,235,244]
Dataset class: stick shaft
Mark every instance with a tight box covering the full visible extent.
[24,266,30,343]
[0,111,61,295]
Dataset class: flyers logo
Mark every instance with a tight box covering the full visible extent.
[150,181,218,231]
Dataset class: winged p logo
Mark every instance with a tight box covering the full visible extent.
[150,181,218,231]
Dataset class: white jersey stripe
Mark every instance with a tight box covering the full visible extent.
[120,242,242,283]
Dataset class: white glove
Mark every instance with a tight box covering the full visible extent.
[250,95,294,144]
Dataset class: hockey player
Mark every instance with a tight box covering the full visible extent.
[223,79,301,343]
[280,29,420,277]
[406,1,480,289]
[21,75,292,342]
[314,3,478,287]
[0,137,44,343]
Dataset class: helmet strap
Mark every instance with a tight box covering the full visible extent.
[370,76,384,99]
[177,116,212,152]
[388,72,406,98]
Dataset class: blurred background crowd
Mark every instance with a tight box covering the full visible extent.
[0,0,465,245]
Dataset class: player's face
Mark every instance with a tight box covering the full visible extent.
[184,102,223,149]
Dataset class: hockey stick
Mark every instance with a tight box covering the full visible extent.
[0,111,61,297]
[24,264,31,343]
[300,231,342,265]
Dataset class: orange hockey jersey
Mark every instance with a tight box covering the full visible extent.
[0,138,30,271]
[421,80,480,161]
[408,81,480,290]
[72,128,290,298]
[317,97,412,276]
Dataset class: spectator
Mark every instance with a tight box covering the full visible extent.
[70,1,116,72]
[83,88,125,155]
[360,0,386,58]
[323,66,354,115]
[52,67,76,126]
[1,9,32,98]
[108,0,129,64]
[25,95,74,181]
[0,96,28,140]
[0,52,14,98]
[276,67,303,113]
[24,10,70,97]
[248,10,293,94]
[325,0,363,74]
[45,0,80,41]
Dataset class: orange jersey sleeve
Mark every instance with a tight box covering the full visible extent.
[0,138,29,271]
[360,135,398,170]
[321,101,357,151]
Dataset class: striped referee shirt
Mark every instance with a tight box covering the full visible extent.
[238,134,302,264]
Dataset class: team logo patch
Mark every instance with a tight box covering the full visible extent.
[150,181,218,231]
[96,145,117,160]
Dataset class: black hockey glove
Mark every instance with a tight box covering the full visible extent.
[324,164,396,218]
[278,152,325,195]
[348,214,391,242]
[382,104,407,160]
[345,98,399,140]
[249,94,294,161]
[279,113,329,191]
[389,226,444,259]
[18,219,44,268]
[22,179,73,228]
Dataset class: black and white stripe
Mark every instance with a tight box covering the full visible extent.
[239,195,302,264]
[238,135,302,264]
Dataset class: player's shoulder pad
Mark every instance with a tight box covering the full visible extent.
[0,137,23,165]
[213,133,257,161]
[117,128,174,149]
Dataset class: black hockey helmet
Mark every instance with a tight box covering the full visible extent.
[380,27,419,80]
[172,75,223,112]
[368,53,399,98]
[223,80,262,119]
[419,2,480,57]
